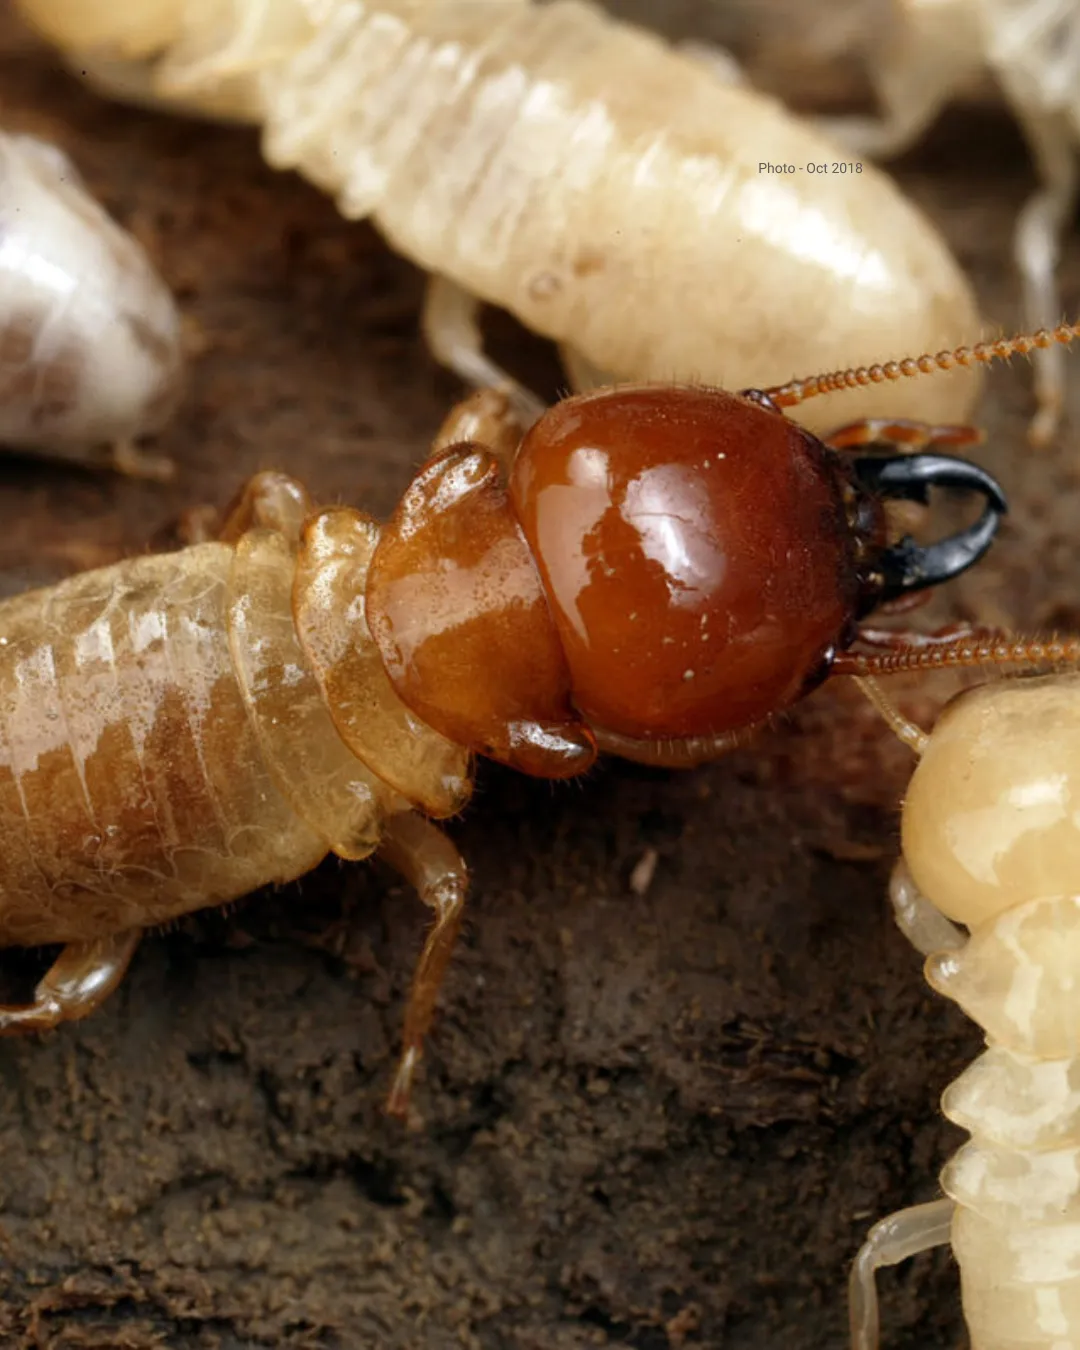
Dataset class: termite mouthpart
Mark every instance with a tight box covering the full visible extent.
[851,452,1008,604]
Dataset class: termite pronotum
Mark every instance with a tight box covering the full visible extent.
[13,0,984,437]
[844,651,1080,1350]
[824,0,1080,447]
[2,325,1066,1118]
[0,128,183,476]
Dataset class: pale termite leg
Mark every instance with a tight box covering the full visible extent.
[109,438,176,481]
[591,725,763,767]
[378,810,468,1118]
[852,677,929,756]
[849,1199,956,1350]
[1013,112,1078,446]
[817,112,928,160]
[0,930,142,1034]
[217,469,315,544]
[431,387,526,469]
[854,621,1004,650]
[888,859,967,956]
[421,274,545,428]
[823,418,983,452]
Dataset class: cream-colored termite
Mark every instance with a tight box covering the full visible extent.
[825,0,1080,448]
[14,0,985,437]
[838,648,1080,1350]
[0,129,183,476]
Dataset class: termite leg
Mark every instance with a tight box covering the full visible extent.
[378,811,468,1117]
[868,589,934,619]
[889,860,966,956]
[0,930,141,1035]
[109,439,176,481]
[432,388,526,470]
[852,677,928,756]
[422,274,546,427]
[1013,111,1078,446]
[824,418,983,453]
[849,1199,955,1350]
[216,469,314,545]
[592,724,763,767]
[853,621,1004,652]
[817,112,922,160]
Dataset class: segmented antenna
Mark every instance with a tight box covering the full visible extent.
[763,324,1080,408]
[834,634,1080,679]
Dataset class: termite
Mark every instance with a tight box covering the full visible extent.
[845,648,1080,1350]
[2,324,1061,1118]
[823,0,1080,447]
[0,128,183,477]
[13,0,983,438]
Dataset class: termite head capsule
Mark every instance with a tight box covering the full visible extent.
[367,385,1005,776]
[509,386,1004,742]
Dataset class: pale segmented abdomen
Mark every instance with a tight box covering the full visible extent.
[16,0,983,434]
[0,539,395,947]
[258,0,980,429]
[924,897,1080,1348]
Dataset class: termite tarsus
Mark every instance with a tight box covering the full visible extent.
[824,0,1080,447]
[14,0,982,437]
[845,648,1080,1350]
[0,129,183,477]
[2,326,1057,1117]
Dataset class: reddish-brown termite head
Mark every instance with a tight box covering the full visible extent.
[363,327,1076,780]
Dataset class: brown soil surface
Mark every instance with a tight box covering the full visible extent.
[1,5,1076,1348]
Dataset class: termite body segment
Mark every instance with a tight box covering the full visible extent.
[851,672,1080,1348]
[15,0,983,436]
[0,358,1009,1113]
[0,131,183,476]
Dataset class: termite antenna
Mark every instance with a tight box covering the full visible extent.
[760,323,1080,409]
[834,632,1080,679]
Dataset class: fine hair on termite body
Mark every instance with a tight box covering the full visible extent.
[0,128,183,477]
[824,0,1080,448]
[0,323,1066,1118]
[844,650,1080,1350]
[14,0,984,437]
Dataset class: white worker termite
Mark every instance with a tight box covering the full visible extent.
[13,0,985,438]
[842,637,1080,1350]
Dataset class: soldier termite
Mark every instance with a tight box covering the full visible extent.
[824,0,1080,448]
[0,128,183,476]
[844,653,1080,1350]
[1,325,1060,1118]
[13,0,984,438]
